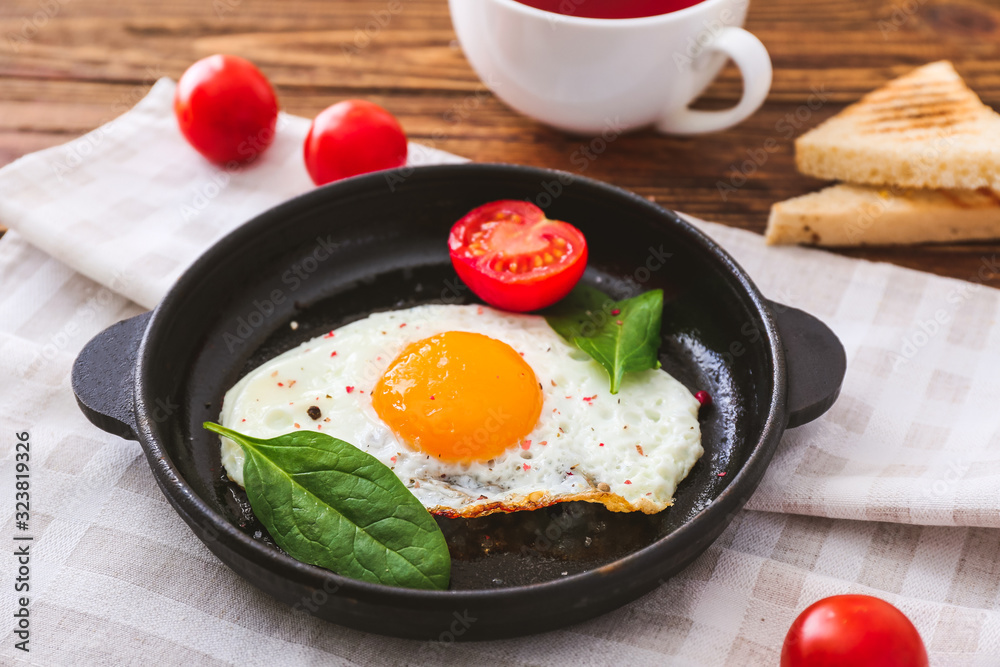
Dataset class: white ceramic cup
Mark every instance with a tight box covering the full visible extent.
[449,0,772,135]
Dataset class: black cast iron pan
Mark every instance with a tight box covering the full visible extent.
[72,163,846,641]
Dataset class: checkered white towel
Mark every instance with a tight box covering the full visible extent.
[0,78,464,310]
[1,79,998,665]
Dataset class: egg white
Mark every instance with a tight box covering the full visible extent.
[218,304,703,516]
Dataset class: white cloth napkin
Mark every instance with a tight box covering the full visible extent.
[0,78,465,309]
[1,79,999,665]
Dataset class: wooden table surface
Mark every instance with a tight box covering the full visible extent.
[2,0,999,286]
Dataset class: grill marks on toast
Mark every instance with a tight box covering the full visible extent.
[939,188,1000,209]
[851,76,983,134]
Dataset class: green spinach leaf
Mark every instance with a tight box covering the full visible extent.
[204,422,450,590]
[544,285,663,394]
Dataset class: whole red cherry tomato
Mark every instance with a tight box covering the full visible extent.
[781,595,929,667]
[449,200,588,312]
[174,54,279,164]
[303,100,408,185]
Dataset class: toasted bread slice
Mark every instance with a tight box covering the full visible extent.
[796,61,1000,190]
[765,183,1000,246]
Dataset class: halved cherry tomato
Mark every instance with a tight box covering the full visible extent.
[449,200,587,312]
[174,54,279,164]
[781,595,929,667]
[303,100,408,185]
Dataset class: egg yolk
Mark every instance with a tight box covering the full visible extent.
[371,332,543,463]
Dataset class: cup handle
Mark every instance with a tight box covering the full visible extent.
[656,27,772,135]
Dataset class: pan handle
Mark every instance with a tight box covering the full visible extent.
[769,302,846,429]
[71,311,151,441]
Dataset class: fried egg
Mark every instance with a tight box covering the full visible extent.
[218,304,702,516]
